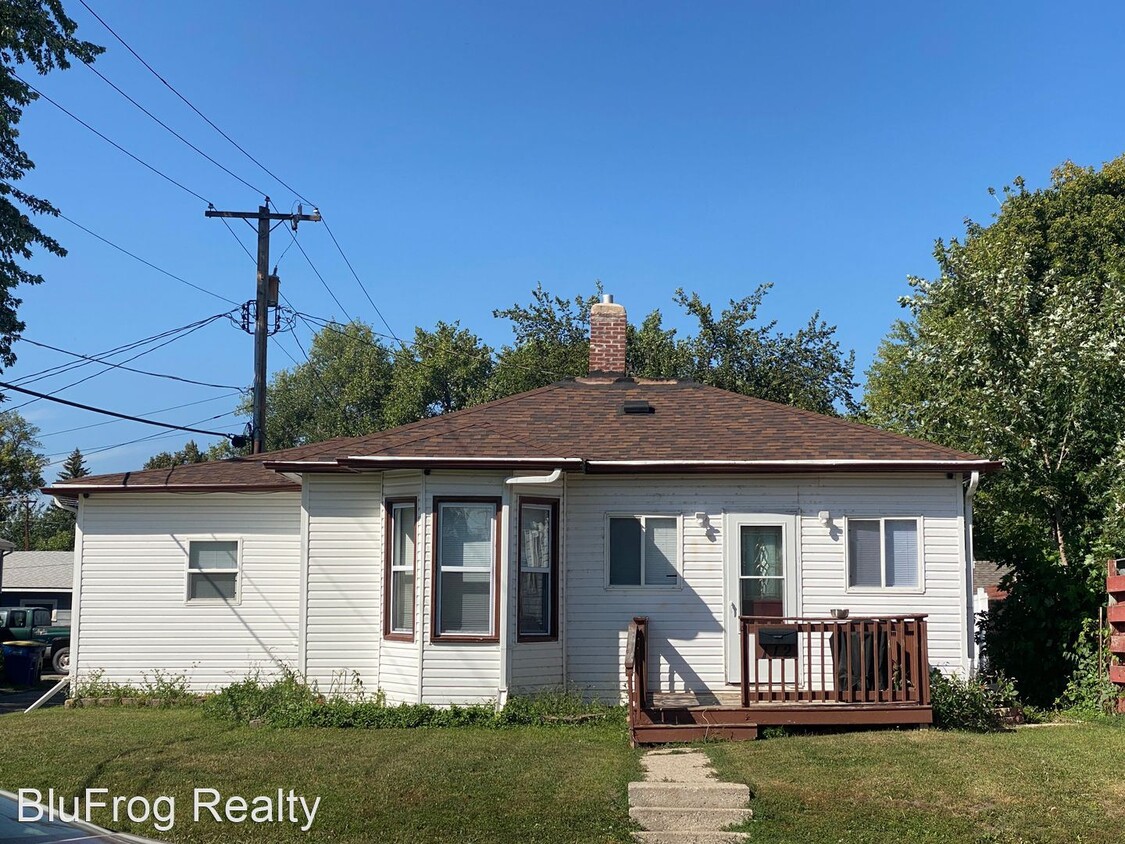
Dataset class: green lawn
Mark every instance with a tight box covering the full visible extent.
[4,708,1125,843]
[0,708,639,843]
[707,720,1125,844]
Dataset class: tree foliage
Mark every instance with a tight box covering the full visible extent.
[143,440,209,470]
[0,1,102,369]
[383,322,492,427]
[864,157,1125,703]
[57,446,88,480]
[263,321,393,448]
[253,284,859,453]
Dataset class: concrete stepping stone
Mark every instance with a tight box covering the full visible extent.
[628,749,752,843]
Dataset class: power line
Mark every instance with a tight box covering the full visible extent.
[13,312,235,386]
[78,0,311,205]
[15,73,210,204]
[81,60,266,197]
[56,213,238,305]
[18,337,244,391]
[43,408,245,467]
[0,381,244,441]
[278,221,353,322]
[38,392,242,439]
[12,312,233,388]
[321,215,404,347]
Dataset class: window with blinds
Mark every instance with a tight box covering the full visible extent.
[607,515,680,587]
[518,500,557,638]
[436,500,499,638]
[187,540,239,602]
[847,518,920,589]
[386,500,417,638]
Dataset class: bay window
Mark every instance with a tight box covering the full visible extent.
[384,499,417,640]
[518,499,558,640]
[433,498,500,640]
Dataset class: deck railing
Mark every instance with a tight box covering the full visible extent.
[738,615,931,707]
[624,616,649,728]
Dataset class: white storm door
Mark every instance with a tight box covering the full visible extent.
[724,514,798,684]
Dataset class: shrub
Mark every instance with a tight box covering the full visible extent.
[204,673,622,730]
[1055,618,1120,715]
[930,669,1006,731]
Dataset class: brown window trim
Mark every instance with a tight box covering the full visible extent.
[383,497,418,642]
[517,497,560,643]
[431,496,502,644]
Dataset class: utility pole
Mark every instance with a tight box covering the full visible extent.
[205,199,320,454]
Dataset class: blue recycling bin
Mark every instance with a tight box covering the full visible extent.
[2,641,45,686]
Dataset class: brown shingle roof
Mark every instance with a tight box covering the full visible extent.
[44,379,999,493]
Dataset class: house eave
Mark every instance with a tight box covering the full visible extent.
[581,458,1003,474]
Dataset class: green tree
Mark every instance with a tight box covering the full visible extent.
[144,440,208,470]
[260,321,393,449]
[0,2,102,368]
[483,285,601,399]
[57,446,88,480]
[864,157,1125,703]
[629,287,857,414]
[0,410,45,548]
[384,322,493,426]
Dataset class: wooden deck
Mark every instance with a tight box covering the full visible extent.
[625,616,934,745]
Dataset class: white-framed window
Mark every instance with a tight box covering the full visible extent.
[434,499,499,640]
[186,539,241,603]
[518,499,557,639]
[606,514,680,588]
[846,518,921,589]
[385,499,417,639]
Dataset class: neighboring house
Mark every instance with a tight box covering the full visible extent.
[973,560,1013,608]
[46,297,999,739]
[0,551,74,623]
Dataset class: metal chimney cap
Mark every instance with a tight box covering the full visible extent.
[600,293,614,304]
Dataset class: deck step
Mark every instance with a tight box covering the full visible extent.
[632,832,749,844]
[632,723,758,744]
[629,782,750,809]
[629,807,752,832]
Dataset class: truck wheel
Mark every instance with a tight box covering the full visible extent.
[52,647,70,674]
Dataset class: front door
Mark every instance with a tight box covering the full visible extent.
[725,514,797,683]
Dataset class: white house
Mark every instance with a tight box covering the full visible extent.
[46,297,998,739]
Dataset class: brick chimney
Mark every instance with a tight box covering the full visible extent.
[589,294,627,377]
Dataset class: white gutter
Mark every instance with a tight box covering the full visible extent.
[52,496,79,514]
[343,456,583,466]
[505,469,562,485]
[585,458,998,468]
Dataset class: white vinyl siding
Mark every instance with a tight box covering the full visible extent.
[304,474,381,691]
[565,473,970,700]
[420,474,505,704]
[74,492,300,691]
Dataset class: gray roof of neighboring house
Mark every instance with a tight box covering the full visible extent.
[0,551,73,592]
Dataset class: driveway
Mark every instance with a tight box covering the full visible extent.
[0,675,67,715]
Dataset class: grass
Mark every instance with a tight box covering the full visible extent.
[706,719,1125,844]
[0,707,640,843]
[5,707,1125,843]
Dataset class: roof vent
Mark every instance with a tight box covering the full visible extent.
[622,400,655,415]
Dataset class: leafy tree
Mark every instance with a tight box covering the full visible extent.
[0,410,44,548]
[260,321,393,450]
[630,287,858,414]
[863,157,1125,703]
[143,440,208,470]
[57,446,88,480]
[384,322,493,426]
[0,409,44,496]
[0,2,102,369]
[483,285,601,399]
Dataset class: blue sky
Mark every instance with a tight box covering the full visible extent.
[8,1,1125,476]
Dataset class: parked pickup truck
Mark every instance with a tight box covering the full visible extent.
[0,607,70,673]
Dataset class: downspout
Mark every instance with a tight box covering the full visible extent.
[498,479,512,708]
[504,469,562,486]
[416,470,426,704]
[964,471,980,673]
